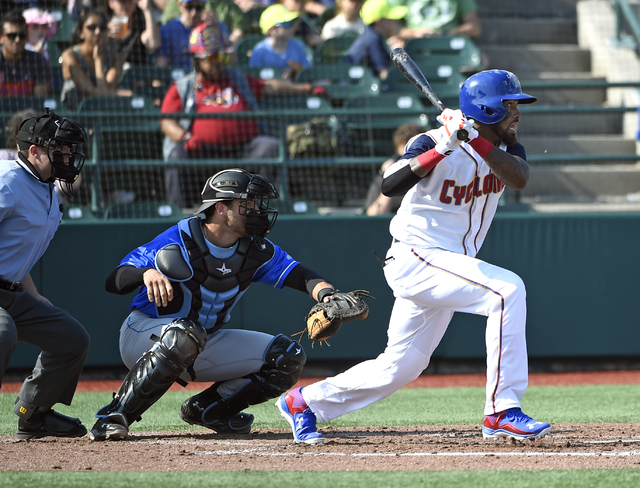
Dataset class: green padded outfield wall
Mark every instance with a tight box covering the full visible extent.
[8,212,640,369]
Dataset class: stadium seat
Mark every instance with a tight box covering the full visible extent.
[76,95,162,161]
[343,93,430,156]
[244,66,284,81]
[258,94,337,139]
[402,35,483,74]
[313,32,358,64]
[235,35,266,67]
[294,64,380,106]
[63,205,99,221]
[0,96,62,115]
[103,201,185,220]
[381,64,466,108]
[119,66,186,105]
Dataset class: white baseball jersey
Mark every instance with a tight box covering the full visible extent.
[302,126,532,421]
[387,126,511,257]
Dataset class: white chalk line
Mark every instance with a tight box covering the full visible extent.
[193,449,640,458]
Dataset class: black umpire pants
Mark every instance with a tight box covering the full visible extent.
[0,286,90,408]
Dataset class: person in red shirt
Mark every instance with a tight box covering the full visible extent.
[161,21,323,207]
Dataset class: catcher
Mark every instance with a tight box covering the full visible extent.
[89,168,370,441]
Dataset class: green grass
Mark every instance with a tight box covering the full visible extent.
[3,384,640,486]
[2,470,640,488]
[3,384,640,435]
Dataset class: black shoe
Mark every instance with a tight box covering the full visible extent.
[16,409,87,440]
[89,412,129,441]
[180,396,254,434]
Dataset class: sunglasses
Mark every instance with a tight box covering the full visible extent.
[4,32,27,41]
[202,52,230,63]
[85,23,107,31]
[182,2,205,11]
[274,20,295,28]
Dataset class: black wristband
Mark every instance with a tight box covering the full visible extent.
[316,287,335,302]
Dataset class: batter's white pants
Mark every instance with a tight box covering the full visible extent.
[119,310,275,397]
[303,241,529,421]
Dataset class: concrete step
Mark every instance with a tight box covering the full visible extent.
[519,135,636,156]
[520,80,607,105]
[477,18,577,45]
[518,109,623,136]
[519,164,640,200]
[477,0,578,18]
[483,45,591,77]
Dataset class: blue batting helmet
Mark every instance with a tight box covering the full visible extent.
[459,70,537,124]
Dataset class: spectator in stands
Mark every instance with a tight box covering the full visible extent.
[320,0,364,39]
[106,0,161,65]
[363,122,423,215]
[280,0,323,48]
[156,0,206,70]
[0,11,52,96]
[161,0,246,44]
[22,8,58,62]
[394,0,481,43]
[0,108,38,161]
[344,0,407,80]
[60,9,131,110]
[160,21,325,206]
[249,4,311,79]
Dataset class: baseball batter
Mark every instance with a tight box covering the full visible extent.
[277,70,551,444]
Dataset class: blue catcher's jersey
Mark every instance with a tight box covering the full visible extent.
[120,217,299,332]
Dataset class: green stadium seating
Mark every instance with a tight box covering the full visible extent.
[313,32,358,64]
[343,93,430,156]
[119,66,187,105]
[103,201,185,220]
[235,35,265,67]
[294,64,380,106]
[402,35,483,74]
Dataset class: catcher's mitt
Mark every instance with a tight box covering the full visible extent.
[301,290,373,344]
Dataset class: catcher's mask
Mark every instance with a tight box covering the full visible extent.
[196,168,279,238]
[17,108,87,196]
[459,70,536,125]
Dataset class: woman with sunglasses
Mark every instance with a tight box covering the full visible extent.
[60,9,130,110]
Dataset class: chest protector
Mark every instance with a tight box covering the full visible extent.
[157,218,274,333]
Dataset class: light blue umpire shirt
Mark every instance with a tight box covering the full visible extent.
[0,158,62,282]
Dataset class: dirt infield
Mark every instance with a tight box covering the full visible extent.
[2,371,640,472]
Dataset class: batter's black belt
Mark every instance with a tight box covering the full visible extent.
[0,278,21,291]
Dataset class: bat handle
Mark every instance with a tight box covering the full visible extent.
[457,129,469,141]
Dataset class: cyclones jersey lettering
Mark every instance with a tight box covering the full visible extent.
[440,174,505,205]
[386,127,527,257]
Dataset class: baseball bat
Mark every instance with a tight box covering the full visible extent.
[390,48,468,140]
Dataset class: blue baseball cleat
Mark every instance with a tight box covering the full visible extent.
[276,387,325,445]
[482,408,551,441]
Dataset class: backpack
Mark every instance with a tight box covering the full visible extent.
[286,117,337,158]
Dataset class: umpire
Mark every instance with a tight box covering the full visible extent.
[0,110,90,439]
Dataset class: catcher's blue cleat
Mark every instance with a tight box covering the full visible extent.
[482,408,551,441]
[276,387,325,445]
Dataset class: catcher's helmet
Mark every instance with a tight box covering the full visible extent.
[17,108,87,190]
[196,168,279,238]
[188,21,232,59]
[459,70,537,125]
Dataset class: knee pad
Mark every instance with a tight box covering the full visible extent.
[261,334,306,393]
[99,318,207,424]
[198,334,306,424]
